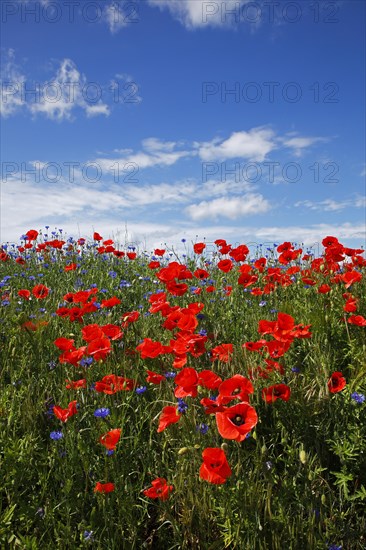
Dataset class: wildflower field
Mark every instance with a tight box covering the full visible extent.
[1,229,365,550]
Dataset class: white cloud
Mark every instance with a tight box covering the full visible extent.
[147,0,251,30]
[197,128,277,162]
[295,196,366,212]
[96,138,192,171]
[185,193,271,220]
[1,53,139,120]
[29,59,110,121]
[0,49,26,117]
[103,2,137,33]
[282,136,328,157]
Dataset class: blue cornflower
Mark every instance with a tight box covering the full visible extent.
[83,530,94,541]
[196,423,209,435]
[136,386,147,395]
[165,371,176,379]
[94,408,110,418]
[108,271,117,278]
[351,392,365,404]
[80,357,93,367]
[50,431,63,440]
[106,450,115,456]
[291,367,300,373]
[328,545,342,550]
[177,398,188,414]
[259,301,267,307]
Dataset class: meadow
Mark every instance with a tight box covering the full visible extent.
[0,229,365,550]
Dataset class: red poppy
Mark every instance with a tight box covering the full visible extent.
[32,284,49,299]
[211,344,233,362]
[101,324,123,340]
[54,337,75,351]
[194,242,206,254]
[317,284,331,294]
[262,384,291,403]
[199,447,232,485]
[328,372,346,393]
[101,296,121,308]
[26,229,39,241]
[64,263,77,271]
[143,478,173,501]
[174,367,198,398]
[157,406,181,433]
[65,379,87,390]
[216,402,258,442]
[93,232,103,241]
[149,261,160,269]
[99,428,122,450]
[136,338,165,359]
[347,315,366,326]
[154,249,165,256]
[18,289,31,300]
[95,374,134,394]
[94,482,115,493]
[86,337,112,361]
[198,370,222,390]
[53,400,78,422]
[218,375,254,405]
[146,370,165,384]
[127,252,137,260]
[217,259,233,273]
[81,324,104,342]
[230,244,249,262]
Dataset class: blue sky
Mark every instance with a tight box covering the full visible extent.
[1,0,365,250]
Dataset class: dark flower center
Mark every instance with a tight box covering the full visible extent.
[231,414,244,426]
[232,387,241,395]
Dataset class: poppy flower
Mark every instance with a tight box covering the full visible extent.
[218,375,254,405]
[157,406,181,433]
[328,372,346,393]
[65,379,87,390]
[154,249,165,256]
[143,478,173,501]
[174,367,199,398]
[18,289,31,300]
[347,315,366,326]
[101,296,121,308]
[95,374,134,394]
[198,370,222,390]
[54,337,75,351]
[93,232,103,241]
[53,400,78,422]
[99,428,122,450]
[262,384,291,403]
[211,344,233,362]
[94,482,115,493]
[86,337,112,362]
[194,242,206,254]
[146,370,165,384]
[216,403,258,442]
[199,447,232,485]
[32,284,49,299]
[26,229,39,241]
[217,259,233,273]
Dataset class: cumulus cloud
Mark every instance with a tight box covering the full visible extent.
[185,193,271,220]
[0,49,26,117]
[197,128,277,162]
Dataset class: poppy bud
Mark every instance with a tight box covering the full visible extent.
[321,494,326,505]
[178,447,189,455]
[299,449,307,464]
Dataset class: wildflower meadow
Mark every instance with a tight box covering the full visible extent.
[1,229,365,550]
